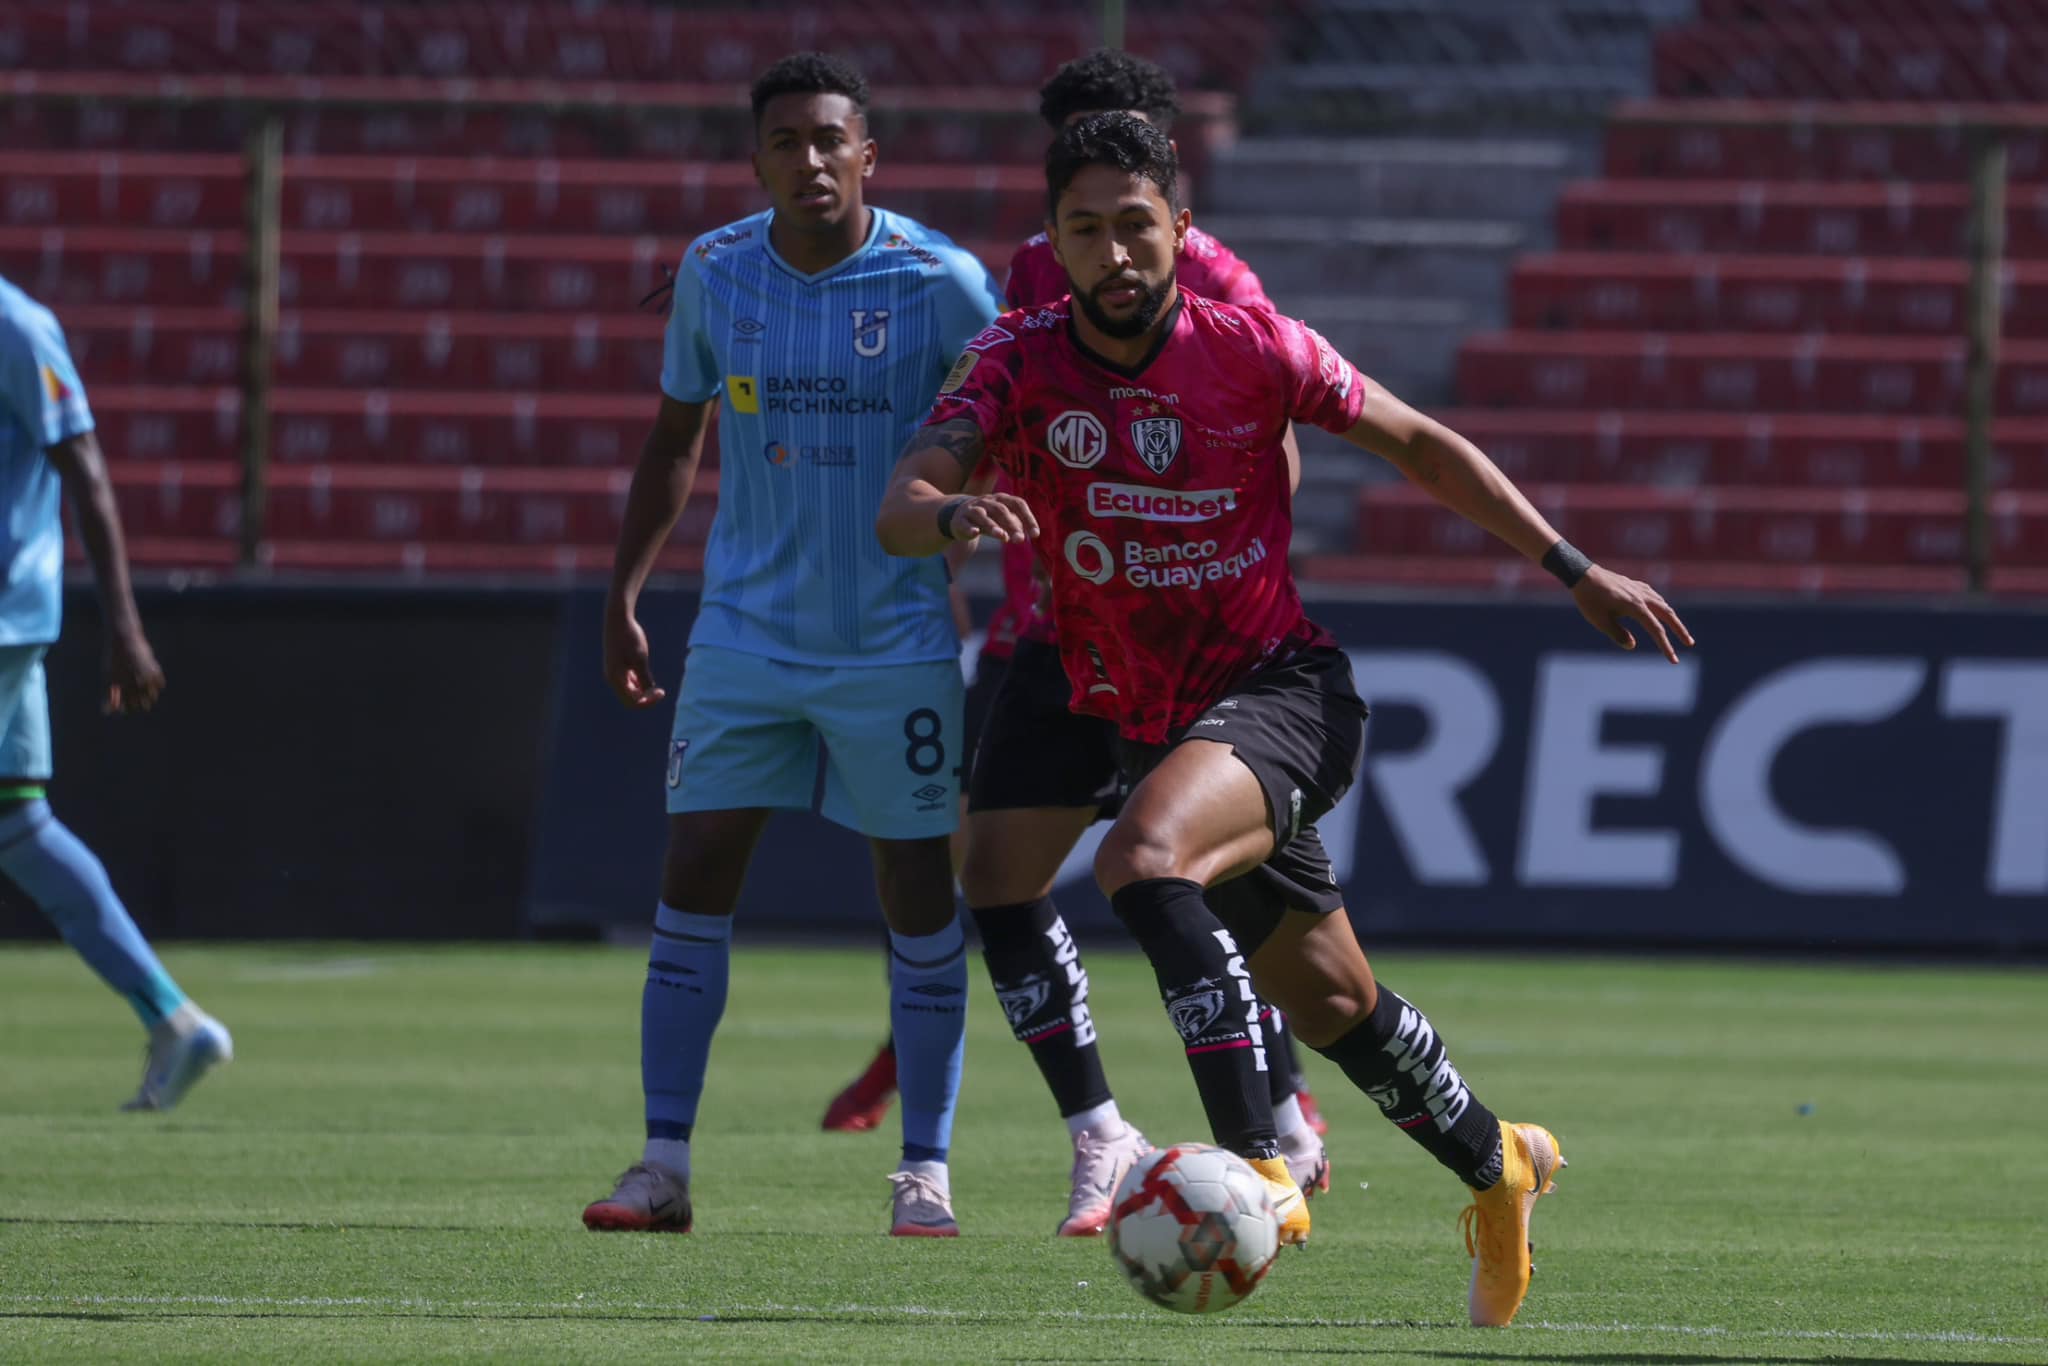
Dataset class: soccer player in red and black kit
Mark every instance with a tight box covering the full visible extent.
[878,113,1691,1324]
[823,50,1331,1237]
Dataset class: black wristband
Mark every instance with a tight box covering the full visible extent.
[1542,538,1593,589]
[936,496,969,541]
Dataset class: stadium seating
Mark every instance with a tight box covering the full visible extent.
[0,153,1039,250]
[1313,3,2048,595]
[1,2,1270,92]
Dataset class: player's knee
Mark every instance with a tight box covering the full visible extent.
[1250,962,1371,1049]
[658,840,746,916]
[871,836,956,936]
[1093,820,1186,895]
[959,839,1041,908]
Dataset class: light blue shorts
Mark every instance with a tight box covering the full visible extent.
[666,645,964,840]
[0,644,51,782]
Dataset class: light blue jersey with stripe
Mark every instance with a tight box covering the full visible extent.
[0,276,84,647]
[663,208,1002,666]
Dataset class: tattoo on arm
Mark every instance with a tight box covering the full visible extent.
[911,417,987,474]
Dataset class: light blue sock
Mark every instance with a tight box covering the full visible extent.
[889,916,967,1163]
[642,903,731,1143]
[0,800,184,1029]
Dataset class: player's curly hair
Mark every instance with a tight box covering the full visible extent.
[1038,49,1180,133]
[749,52,870,125]
[1046,111,1180,218]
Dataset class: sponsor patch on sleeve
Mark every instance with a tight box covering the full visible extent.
[726,375,760,414]
[939,352,978,395]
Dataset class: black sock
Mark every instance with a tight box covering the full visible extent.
[1277,1014,1310,1088]
[1110,878,1277,1160]
[1258,1004,1296,1107]
[970,898,1112,1119]
[1311,982,1505,1188]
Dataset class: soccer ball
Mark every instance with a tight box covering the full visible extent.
[1106,1143,1281,1314]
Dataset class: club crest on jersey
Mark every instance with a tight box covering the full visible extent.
[850,309,889,358]
[1048,410,1108,469]
[1130,417,1183,474]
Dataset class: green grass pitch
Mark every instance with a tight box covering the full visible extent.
[1,943,2044,1363]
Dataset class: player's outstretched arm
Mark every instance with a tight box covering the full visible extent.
[604,395,714,708]
[46,430,163,715]
[876,418,1038,559]
[1341,377,1695,663]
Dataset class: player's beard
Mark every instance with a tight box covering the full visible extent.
[1076,267,1175,339]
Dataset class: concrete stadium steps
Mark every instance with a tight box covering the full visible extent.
[1,227,1008,315]
[1556,179,2048,258]
[1194,215,1526,298]
[1655,22,2048,102]
[105,460,717,551]
[1507,251,2048,335]
[1603,101,2048,181]
[57,308,663,391]
[0,152,1045,243]
[1207,137,1592,228]
[1297,552,2048,597]
[0,1,1271,92]
[1457,332,2048,419]
[1354,482,2048,567]
[1250,0,1689,125]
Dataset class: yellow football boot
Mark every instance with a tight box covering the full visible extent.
[1460,1121,1566,1326]
[1246,1154,1312,1246]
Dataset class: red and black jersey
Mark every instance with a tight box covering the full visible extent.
[928,291,1366,742]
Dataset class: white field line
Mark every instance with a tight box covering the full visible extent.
[3,1293,2044,1349]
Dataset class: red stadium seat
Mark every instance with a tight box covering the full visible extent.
[1297,552,1986,598]
[1555,179,2048,259]
[1697,0,2048,22]
[104,460,718,550]
[1457,332,2048,421]
[55,306,665,391]
[0,151,1044,244]
[1603,101,2048,182]
[1432,408,2048,491]
[1655,23,2048,103]
[1355,483,2048,567]
[0,2,1269,93]
[1,224,1009,314]
[1508,252,2048,336]
[81,387,663,468]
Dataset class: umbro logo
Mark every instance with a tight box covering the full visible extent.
[911,784,948,803]
[908,983,964,997]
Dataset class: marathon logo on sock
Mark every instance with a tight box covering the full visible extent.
[1044,915,1097,1046]
[1382,1004,1473,1131]
[1087,481,1238,523]
[1214,928,1268,1074]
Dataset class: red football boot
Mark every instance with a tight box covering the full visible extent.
[821,1039,897,1132]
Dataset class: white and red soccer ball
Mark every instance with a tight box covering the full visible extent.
[1106,1143,1281,1314]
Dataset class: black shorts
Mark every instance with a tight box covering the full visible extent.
[1116,645,1369,950]
[967,639,1122,815]
[959,646,1005,789]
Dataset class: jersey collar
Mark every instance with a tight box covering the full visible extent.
[762,207,884,285]
[1065,294,1184,380]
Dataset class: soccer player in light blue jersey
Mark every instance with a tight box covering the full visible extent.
[0,274,232,1110]
[580,53,1003,1238]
